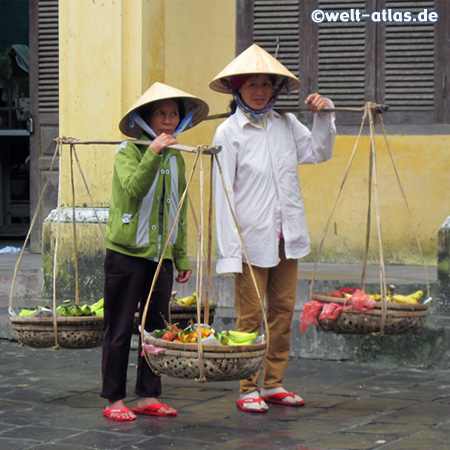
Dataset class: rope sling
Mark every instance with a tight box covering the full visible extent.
[309,102,431,334]
[8,137,269,382]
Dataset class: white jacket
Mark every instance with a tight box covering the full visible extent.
[213,107,336,274]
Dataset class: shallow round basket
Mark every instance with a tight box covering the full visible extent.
[10,316,104,348]
[314,294,428,335]
[143,335,266,381]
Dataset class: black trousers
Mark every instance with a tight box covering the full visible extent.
[101,249,173,401]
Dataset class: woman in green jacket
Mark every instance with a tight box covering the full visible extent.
[102,82,208,422]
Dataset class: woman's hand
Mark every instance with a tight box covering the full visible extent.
[305,93,333,112]
[176,270,192,283]
[149,133,177,155]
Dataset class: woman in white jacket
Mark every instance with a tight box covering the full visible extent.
[210,44,336,413]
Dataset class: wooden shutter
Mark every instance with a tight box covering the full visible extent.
[316,1,370,108]
[253,0,300,109]
[378,0,437,124]
[29,0,59,252]
[37,0,59,113]
[242,0,447,126]
[314,0,374,125]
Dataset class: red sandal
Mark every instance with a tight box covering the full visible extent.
[131,402,177,417]
[103,406,136,422]
[262,391,305,407]
[236,397,268,413]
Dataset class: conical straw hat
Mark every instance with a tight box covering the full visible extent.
[209,43,300,94]
[119,82,209,138]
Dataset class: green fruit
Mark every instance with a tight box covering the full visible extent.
[67,305,83,316]
[90,298,104,311]
[80,304,92,316]
[18,308,37,317]
[56,305,70,316]
[227,330,258,342]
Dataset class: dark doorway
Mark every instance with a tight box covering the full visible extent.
[0,0,30,239]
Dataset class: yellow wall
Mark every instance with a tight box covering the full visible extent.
[58,0,448,264]
[301,135,449,264]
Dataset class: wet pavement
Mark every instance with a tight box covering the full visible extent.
[0,340,449,450]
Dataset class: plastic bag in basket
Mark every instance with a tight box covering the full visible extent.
[319,303,344,321]
[349,289,376,312]
[299,300,323,334]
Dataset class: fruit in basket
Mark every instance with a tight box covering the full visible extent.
[175,292,197,306]
[392,290,424,305]
[159,324,182,341]
[371,290,424,305]
[90,298,104,317]
[161,330,178,341]
[177,324,214,343]
[218,330,258,346]
[18,308,37,317]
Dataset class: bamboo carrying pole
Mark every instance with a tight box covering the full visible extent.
[56,137,221,156]
[204,104,389,122]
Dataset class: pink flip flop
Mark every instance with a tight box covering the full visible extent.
[131,402,177,417]
[236,397,268,413]
[262,391,305,407]
[103,406,136,422]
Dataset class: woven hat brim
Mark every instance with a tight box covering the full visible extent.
[119,82,209,138]
[209,44,300,94]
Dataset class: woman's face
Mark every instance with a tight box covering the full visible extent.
[239,74,274,110]
[147,99,180,135]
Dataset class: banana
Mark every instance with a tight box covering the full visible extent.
[176,292,198,306]
[227,330,258,345]
[410,290,424,302]
[392,294,419,305]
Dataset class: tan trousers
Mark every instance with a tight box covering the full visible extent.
[235,244,298,393]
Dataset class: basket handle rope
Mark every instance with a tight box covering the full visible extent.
[204,155,215,325]
[196,151,206,379]
[367,105,388,332]
[308,106,368,300]
[378,115,431,299]
[71,144,106,241]
[140,148,203,379]
[69,144,81,307]
[8,140,60,318]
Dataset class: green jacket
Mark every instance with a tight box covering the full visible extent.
[105,140,190,271]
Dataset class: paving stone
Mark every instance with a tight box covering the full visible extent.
[118,436,221,450]
[380,403,450,425]
[0,424,80,443]
[0,422,17,433]
[0,437,33,450]
[346,420,431,435]
[373,429,450,450]
[333,397,413,413]
[58,430,146,449]
[29,444,96,450]
[307,431,399,449]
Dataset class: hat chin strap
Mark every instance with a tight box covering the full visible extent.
[129,110,194,139]
[233,93,276,119]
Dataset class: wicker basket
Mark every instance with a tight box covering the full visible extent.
[313,294,428,335]
[143,335,266,381]
[10,316,104,348]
